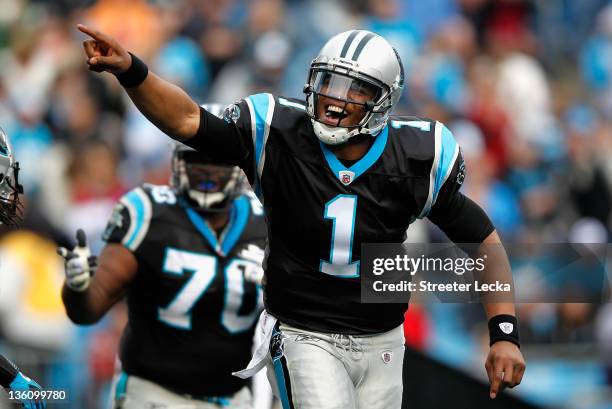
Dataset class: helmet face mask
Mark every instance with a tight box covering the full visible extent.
[0,128,23,226]
[172,146,243,213]
[309,69,385,129]
[304,30,404,145]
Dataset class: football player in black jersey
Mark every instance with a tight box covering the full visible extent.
[0,127,23,227]
[77,25,526,409]
[0,127,45,409]
[59,143,266,408]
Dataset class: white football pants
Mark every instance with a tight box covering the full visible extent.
[109,372,253,409]
[266,322,405,409]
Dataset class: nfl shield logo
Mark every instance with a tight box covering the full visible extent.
[499,322,513,334]
[339,170,355,186]
[381,350,393,364]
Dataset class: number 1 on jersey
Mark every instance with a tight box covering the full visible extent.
[320,195,359,278]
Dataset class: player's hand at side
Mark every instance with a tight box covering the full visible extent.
[8,372,46,409]
[485,341,526,399]
[77,24,131,74]
[57,229,98,292]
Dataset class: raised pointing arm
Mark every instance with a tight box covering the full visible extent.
[77,24,200,141]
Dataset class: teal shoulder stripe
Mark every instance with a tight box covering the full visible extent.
[432,124,458,204]
[246,93,271,173]
[245,93,275,201]
[122,188,152,250]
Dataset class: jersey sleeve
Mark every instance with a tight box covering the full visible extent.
[424,123,495,243]
[102,186,153,253]
[185,93,277,192]
[418,121,465,218]
[241,93,277,200]
[184,101,253,173]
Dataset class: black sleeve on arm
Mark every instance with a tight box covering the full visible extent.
[185,106,255,181]
[0,354,19,387]
[428,192,495,244]
[425,145,494,244]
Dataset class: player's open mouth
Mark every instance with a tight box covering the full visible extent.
[325,104,349,120]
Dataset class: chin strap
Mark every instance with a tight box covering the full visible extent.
[13,162,24,195]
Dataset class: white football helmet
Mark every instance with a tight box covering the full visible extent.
[0,127,23,226]
[304,30,405,145]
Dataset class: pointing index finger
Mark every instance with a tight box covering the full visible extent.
[490,366,504,399]
[77,24,111,45]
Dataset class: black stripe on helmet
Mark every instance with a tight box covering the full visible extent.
[392,47,405,88]
[339,30,360,58]
[351,32,376,60]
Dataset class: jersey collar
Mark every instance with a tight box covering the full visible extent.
[318,125,389,186]
[184,195,250,257]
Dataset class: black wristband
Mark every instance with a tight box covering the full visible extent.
[0,354,19,387]
[488,314,520,348]
[115,52,148,88]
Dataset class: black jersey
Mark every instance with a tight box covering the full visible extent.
[103,184,266,396]
[189,94,464,335]
[0,354,19,387]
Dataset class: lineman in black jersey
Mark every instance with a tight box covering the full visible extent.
[59,143,266,408]
[78,24,526,409]
[0,127,45,409]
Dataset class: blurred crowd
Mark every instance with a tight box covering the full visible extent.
[0,0,611,407]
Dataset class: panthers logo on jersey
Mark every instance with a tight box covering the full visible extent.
[102,203,125,241]
[223,103,242,124]
[456,158,466,186]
